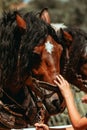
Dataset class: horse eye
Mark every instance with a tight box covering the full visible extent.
[31,52,42,64]
[32,52,40,58]
[46,60,51,67]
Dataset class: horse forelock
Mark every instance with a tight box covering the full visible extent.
[23,11,60,48]
[21,11,60,57]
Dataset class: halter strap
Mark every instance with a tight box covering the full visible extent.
[26,76,63,103]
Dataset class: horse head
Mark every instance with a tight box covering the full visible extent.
[60,27,87,93]
[40,8,87,93]
[21,9,66,119]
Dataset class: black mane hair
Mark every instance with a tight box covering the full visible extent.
[0,10,59,88]
[0,11,22,85]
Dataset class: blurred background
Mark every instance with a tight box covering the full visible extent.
[0,0,87,32]
[0,0,87,127]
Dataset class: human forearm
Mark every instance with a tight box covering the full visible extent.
[49,126,74,130]
[54,75,87,129]
[64,92,81,129]
[54,75,81,128]
[49,128,65,130]
[65,95,87,130]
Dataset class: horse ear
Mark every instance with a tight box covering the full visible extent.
[39,8,51,24]
[60,28,72,42]
[16,14,26,29]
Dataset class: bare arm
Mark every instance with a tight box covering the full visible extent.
[50,127,74,130]
[82,94,87,103]
[54,75,87,130]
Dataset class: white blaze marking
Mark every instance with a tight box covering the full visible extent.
[45,41,54,54]
[51,23,67,32]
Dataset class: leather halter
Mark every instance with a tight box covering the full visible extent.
[26,76,65,115]
[27,76,59,98]
[0,73,63,127]
[0,85,47,127]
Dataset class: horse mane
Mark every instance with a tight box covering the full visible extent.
[0,10,59,87]
[0,11,22,84]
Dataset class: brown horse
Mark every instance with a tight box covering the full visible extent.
[24,11,65,122]
[40,8,87,93]
[0,10,65,129]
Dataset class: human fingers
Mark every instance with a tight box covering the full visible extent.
[81,95,87,103]
[34,123,49,130]
[35,126,43,130]
[54,75,62,87]
[56,74,66,85]
[54,75,65,87]
[54,75,70,94]
[58,74,65,81]
[54,78,60,86]
[35,123,42,130]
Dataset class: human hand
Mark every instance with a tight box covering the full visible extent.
[81,94,87,104]
[35,123,49,130]
[54,75,72,98]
